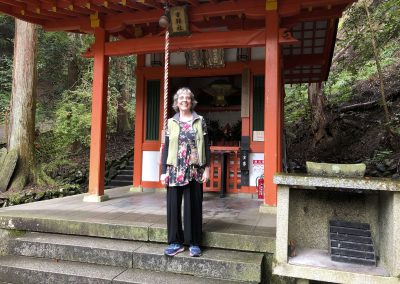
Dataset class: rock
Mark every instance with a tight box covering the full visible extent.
[0,148,7,168]
[0,149,18,192]
[384,159,394,167]
[392,173,400,179]
[376,163,386,172]
[34,192,45,201]
[306,161,366,177]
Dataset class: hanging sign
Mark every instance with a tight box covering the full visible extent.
[169,6,190,36]
[253,131,264,142]
[252,159,264,174]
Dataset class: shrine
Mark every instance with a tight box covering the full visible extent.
[0,0,356,206]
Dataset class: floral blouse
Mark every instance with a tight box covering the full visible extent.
[166,119,207,187]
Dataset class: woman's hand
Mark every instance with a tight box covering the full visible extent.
[160,174,168,185]
[201,167,210,183]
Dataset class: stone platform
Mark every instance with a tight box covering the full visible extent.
[0,186,276,252]
[0,186,277,283]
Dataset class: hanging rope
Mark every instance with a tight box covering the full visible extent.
[163,29,170,133]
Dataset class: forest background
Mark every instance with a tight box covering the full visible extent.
[0,0,399,204]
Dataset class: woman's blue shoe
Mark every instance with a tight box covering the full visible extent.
[164,243,184,256]
[189,245,202,257]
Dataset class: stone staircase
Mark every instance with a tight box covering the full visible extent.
[107,159,134,188]
[0,216,271,283]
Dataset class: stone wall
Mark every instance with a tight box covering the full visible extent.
[288,189,380,252]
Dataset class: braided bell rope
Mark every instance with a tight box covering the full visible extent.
[163,29,170,133]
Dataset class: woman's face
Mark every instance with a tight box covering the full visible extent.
[177,92,192,112]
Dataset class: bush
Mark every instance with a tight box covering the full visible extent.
[54,87,93,148]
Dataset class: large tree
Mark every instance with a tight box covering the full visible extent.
[7,19,38,190]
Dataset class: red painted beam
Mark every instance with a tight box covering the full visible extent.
[83,27,301,57]
[279,0,355,17]
[42,0,265,32]
[281,5,346,27]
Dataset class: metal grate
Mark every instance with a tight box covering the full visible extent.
[329,220,376,266]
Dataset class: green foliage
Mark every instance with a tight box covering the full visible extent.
[325,70,355,105]
[0,15,14,57]
[284,84,309,126]
[53,84,93,148]
[367,149,393,165]
[326,0,400,103]
[0,56,12,124]
[37,30,94,99]
[0,18,12,123]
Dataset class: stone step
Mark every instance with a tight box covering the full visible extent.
[108,180,132,187]
[0,215,274,253]
[115,175,133,181]
[0,255,240,284]
[0,255,126,284]
[6,232,263,282]
[119,170,133,175]
[132,243,263,282]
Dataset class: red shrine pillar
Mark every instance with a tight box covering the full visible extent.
[264,1,282,206]
[84,27,109,202]
[132,55,145,190]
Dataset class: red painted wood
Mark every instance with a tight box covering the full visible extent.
[264,10,280,206]
[103,30,266,57]
[88,27,109,197]
[133,55,145,188]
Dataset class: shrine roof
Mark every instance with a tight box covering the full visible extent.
[0,0,356,84]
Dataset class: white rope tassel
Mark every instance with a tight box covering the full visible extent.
[163,29,170,133]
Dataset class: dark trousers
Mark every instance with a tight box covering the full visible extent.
[167,181,203,246]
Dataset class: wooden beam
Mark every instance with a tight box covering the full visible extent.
[182,0,199,6]
[40,0,84,16]
[43,0,265,32]
[283,54,325,68]
[281,4,346,27]
[0,3,46,25]
[83,29,265,56]
[137,0,163,10]
[279,0,355,17]
[122,0,148,11]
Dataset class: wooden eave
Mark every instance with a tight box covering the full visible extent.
[0,0,356,84]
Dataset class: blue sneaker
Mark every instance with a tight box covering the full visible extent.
[164,243,184,256]
[189,245,202,257]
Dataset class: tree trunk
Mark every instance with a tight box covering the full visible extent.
[362,0,399,149]
[7,19,37,190]
[308,82,335,147]
[115,58,131,133]
[363,0,391,126]
[66,33,80,90]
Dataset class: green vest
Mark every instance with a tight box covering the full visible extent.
[166,116,206,167]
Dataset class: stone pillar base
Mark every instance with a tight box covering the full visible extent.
[83,194,109,203]
[130,186,143,193]
[259,204,277,214]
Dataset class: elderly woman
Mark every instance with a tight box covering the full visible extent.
[160,87,210,257]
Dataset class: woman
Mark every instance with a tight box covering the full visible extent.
[160,87,210,257]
